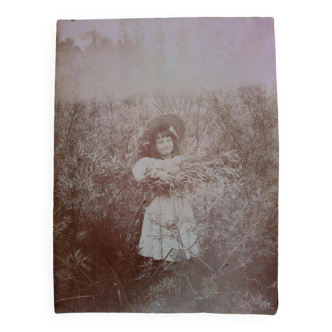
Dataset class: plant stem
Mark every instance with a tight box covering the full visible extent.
[186,278,196,295]
[145,249,173,286]
[76,267,99,291]
[217,246,240,273]
[55,295,96,303]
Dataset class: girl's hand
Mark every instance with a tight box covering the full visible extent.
[170,166,180,174]
[156,171,173,184]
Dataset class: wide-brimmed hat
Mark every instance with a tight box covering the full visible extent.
[139,114,186,156]
[144,114,185,141]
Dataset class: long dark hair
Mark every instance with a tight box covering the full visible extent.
[149,125,181,159]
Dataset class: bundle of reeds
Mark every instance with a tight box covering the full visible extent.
[138,158,224,197]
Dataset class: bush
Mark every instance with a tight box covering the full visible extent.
[54,87,278,314]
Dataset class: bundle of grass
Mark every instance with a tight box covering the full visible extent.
[137,158,227,197]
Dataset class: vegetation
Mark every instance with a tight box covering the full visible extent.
[54,36,278,314]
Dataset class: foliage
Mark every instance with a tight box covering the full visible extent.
[138,158,223,197]
[54,84,278,314]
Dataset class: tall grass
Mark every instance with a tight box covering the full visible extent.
[54,87,278,313]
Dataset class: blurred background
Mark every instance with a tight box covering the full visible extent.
[56,18,276,100]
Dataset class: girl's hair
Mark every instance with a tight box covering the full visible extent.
[149,125,181,159]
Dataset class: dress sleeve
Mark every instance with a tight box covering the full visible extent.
[132,158,158,182]
[174,156,182,165]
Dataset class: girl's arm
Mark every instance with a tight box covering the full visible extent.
[155,170,173,184]
[132,158,173,183]
[167,156,181,174]
[132,158,161,182]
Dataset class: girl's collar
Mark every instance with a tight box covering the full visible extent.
[159,153,175,160]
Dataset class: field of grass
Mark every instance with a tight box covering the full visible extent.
[54,85,278,313]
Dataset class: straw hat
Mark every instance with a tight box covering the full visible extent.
[139,114,186,156]
[144,114,185,142]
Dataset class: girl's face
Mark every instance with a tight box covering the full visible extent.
[155,133,174,159]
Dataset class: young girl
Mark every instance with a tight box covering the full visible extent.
[132,114,199,262]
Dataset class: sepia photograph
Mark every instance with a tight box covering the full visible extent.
[53,17,278,314]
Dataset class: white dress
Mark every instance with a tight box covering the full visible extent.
[132,157,199,261]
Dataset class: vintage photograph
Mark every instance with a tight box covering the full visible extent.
[54,18,278,314]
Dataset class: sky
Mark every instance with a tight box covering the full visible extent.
[57,18,276,96]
